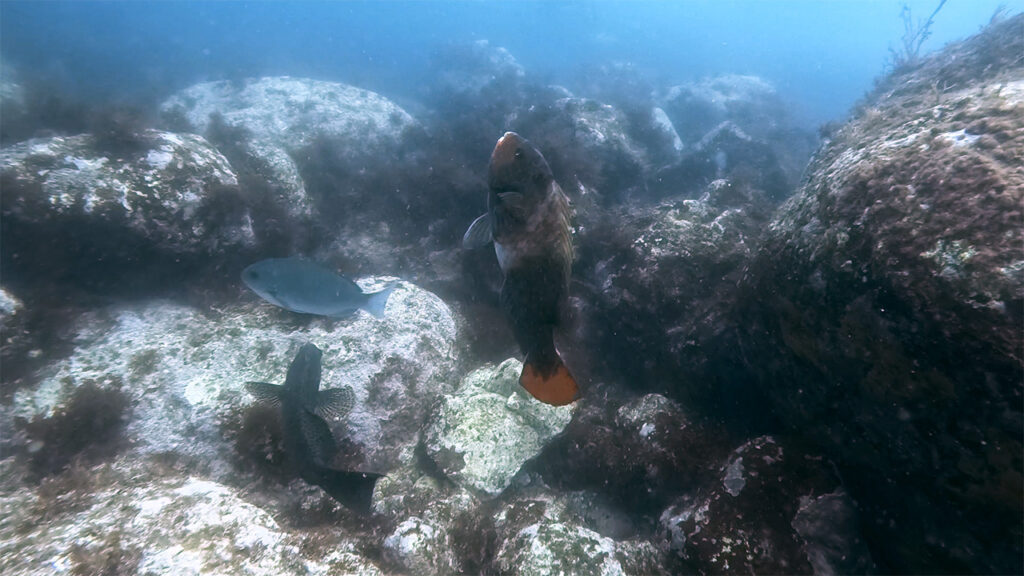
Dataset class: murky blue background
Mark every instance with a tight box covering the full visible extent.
[1,0,1013,125]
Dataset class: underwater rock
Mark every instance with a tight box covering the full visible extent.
[447,489,666,576]
[0,61,27,144]
[522,97,649,202]
[0,460,383,576]
[657,74,816,197]
[658,436,870,575]
[734,15,1024,573]
[422,359,574,496]
[659,74,787,145]
[495,515,664,576]
[160,76,419,221]
[427,39,526,97]
[9,278,456,481]
[655,120,791,201]
[382,516,460,575]
[791,488,877,576]
[532,391,731,518]
[0,131,250,296]
[571,179,772,418]
[0,287,22,321]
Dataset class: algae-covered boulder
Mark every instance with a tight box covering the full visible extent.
[422,359,573,496]
[734,15,1024,573]
[0,131,249,294]
[659,74,787,145]
[496,520,660,576]
[490,493,666,576]
[656,74,817,198]
[160,76,420,221]
[427,39,526,98]
[524,97,649,201]
[659,436,872,575]
[382,516,460,575]
[9,279,457,480]
[572,178,773,414]
[531,391,733,521]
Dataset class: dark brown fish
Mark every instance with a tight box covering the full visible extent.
[464,132,578,406]
[246,343,382,514]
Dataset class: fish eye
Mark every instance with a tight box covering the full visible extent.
[514,149,523,160]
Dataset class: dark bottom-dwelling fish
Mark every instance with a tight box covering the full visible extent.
[242,257,396,318]
[246,343,382,514]
[464,132,579,406]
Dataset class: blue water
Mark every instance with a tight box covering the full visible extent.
[1,0,1016,126]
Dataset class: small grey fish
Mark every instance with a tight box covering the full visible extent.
[242,257,396,318]
[246,343,382,514]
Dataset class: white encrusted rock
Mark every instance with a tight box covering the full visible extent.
[0,287,22,320]
[11,278,457,479]
[160,76,420,220]
[495,519,660,576]
[0,464,382,576]
[422,359,573,496]
[0,131,247,253]
[382,516,459,575]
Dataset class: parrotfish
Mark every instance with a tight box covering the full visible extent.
[246,343,382,514]
[242,257,395,318]
[463,131,579,406]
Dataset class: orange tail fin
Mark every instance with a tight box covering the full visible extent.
[520,361,579,406]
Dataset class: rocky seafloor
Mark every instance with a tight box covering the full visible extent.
[0,15,1021,576]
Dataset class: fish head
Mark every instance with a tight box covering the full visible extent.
[242,259,284,302]
[488,132,553,203]
[285,343,323,396]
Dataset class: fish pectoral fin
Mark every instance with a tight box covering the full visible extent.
[463,213,493,249]
[315,386,356,420]
[496,191,525,207]
[245,381,284,405]
[519,361,579,406]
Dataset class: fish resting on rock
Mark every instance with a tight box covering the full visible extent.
[463,131,579,406]
[242,257,396,318]
[246,343,382,514]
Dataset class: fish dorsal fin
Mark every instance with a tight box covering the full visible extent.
[520,362,579,406]
[315,386,356,420]
[245,382,284,405]
[462,213,493,249]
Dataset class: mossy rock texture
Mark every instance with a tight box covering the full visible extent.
[733,15,1024,573]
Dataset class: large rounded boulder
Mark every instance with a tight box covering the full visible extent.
[161,76,421,224]
[0,131,250,298]
[734,16,1023,573]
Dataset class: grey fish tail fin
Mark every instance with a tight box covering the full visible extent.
[364,283,398,319]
